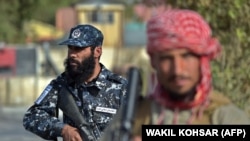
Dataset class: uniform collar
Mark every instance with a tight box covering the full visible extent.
[80,63,109,90]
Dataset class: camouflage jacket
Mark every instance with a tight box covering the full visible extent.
[23,64,127,140]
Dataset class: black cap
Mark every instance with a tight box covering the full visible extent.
[59,24,103,47]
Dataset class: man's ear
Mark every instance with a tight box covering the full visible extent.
[94,46,102,58]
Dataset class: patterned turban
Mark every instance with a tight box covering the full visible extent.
[147,9,222,112]
[146,9,221,59]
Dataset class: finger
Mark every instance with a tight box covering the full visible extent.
[75,133,83,141]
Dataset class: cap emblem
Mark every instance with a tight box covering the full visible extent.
[72,29,81,38]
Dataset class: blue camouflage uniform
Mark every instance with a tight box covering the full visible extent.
[23,24,128,140]
[23,65,127,140]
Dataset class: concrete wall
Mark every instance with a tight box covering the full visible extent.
[0,76,53,106]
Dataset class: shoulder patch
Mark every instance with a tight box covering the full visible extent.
[35,85,53,104]
[108,73,127,84]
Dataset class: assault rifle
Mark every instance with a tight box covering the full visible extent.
[58,86,100,141]
[100,67,142,141]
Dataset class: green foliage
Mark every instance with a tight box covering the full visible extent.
[0,0,80,43]
[167,0,250,109]
[1,0,249,110]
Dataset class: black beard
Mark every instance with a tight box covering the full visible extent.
[64,52,96,85]
[166,87,197,102]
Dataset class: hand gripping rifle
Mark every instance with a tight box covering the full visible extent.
[58,86,99,141]
[100,67,142,141]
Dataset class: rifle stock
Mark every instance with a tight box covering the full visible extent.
[58,86,97,141]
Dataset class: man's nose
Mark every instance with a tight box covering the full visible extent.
[173,57,184,75]
[68,49,77,58]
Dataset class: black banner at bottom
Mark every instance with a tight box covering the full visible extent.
[142,125,250,141]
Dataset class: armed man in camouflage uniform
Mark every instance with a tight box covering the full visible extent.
[23,24,127,141]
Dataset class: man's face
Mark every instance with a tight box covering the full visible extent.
[151,48,201,96]
[64,46,96,83]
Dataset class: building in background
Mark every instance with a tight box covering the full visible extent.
[0,0,169,106]
[56,0,125,48]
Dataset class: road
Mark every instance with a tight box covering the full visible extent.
[0,106,62,141]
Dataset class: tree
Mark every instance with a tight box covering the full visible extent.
[0,0,79,43]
